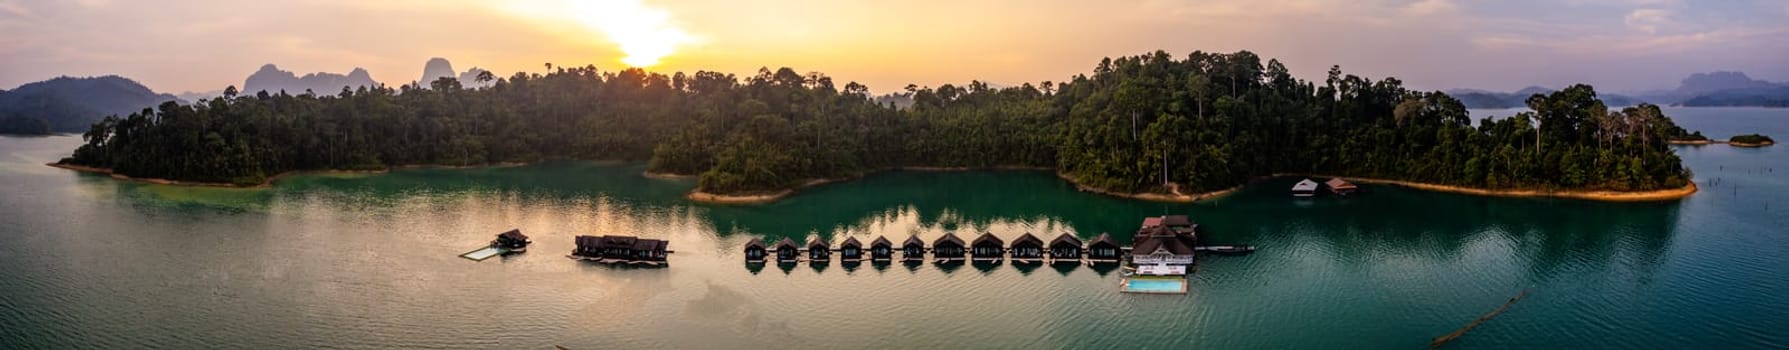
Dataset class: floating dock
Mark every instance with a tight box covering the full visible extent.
[459,246,508,261]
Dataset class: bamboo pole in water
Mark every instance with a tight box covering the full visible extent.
[1429,289,1530,349]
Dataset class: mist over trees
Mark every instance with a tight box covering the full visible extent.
[59,50,1691,193]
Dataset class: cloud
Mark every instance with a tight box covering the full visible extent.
[1403,0,1459,16]
[1624,8,1671,34]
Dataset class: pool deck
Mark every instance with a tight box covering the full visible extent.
[1119,276,1189,294]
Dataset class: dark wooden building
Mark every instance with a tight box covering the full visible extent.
[971,232,1005,262]
[1087,233,1122,263]
[631,238,668,264]
[775,237,800,264]
[870,236,893,262]
[1010,233,1045,263]
[1049,233,1084,263]
[839,237,863,262]
[743,238,767,263]
[902,235,926,262]
[572,235,603,259]
[494,229,530,251]
[807,238,831,262]
[933,233,967,262]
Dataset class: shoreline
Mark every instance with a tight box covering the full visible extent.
[1278,173,1699,202]
[1728,141,1775,148]
[684,165,1054,204]
[44,161,531,188]
[1053,172,1239,203]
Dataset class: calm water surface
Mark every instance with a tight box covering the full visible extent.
[2,108,1786,349]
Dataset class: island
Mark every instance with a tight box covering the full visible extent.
[49,50,1698,202]
[1727,134,1775,147]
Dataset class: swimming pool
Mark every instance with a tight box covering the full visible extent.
[1122,278,1187,294]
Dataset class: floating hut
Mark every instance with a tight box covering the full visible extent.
[933,233,967,263]
[1326,178,1358,196]
[1049,233,1084,263]
[1010,233,1045,263]
[870,236,893,262]
[971,232,1006,262]
[902,235,926,262]
[493,229,531,252]
[1087,233,1122,263]
[1292,178,1320,197]
[743,238,767,263]
[775,237,800,264]
[840,237,863,262]
[807,238,831,262]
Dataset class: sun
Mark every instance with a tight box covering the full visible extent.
[565,0,695,67]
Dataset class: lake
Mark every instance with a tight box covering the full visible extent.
[1,107,1785,349]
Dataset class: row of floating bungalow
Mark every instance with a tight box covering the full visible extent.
[1292,177,1358,197]
[743,232,1127,265]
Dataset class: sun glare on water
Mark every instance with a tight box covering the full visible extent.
[565,0,695,67]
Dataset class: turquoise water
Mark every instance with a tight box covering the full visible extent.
[1,107,1786,349]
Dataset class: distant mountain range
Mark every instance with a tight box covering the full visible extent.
[0,76,181,133]
[1450,71,1789,109]
[244,58,492,95]
[242,64,380,96]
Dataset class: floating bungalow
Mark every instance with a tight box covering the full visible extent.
[1087,233,1122,263]
[570,235,667,265]
[971,232,1006,262]
[807,238,831,262]
[743,238,767,263]
[1326,178,1358,196]
[1292,178,1320,197]
[902,236,926,262]
[870,236,893,262]
[775,237,800,264]
[840,237,863,262]
[493,229,531,252]
[1049,233,1084,263]
[933,233,967,263]
[1010,233,1045,264]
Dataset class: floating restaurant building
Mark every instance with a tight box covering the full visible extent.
[1132,216,1198,274]
[933,233,967,263]
[1010,233,1045,263]
[971,232,1005,262]
[571,235,667,265]
[870,236,893,262]
[1049,233,1084,263]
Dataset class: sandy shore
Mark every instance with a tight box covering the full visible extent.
[46,162,391,188]
[1728,141,1775,148]
[685,166,1054,204]
[1279,174,1698,202]
[642,171,697,179]
[1053,172,1239,203]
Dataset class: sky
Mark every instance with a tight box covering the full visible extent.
[2,0,1787,94]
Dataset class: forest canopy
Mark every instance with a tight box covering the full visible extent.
[59,50,1692,193]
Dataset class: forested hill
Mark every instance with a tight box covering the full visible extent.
[58,50,1692,195]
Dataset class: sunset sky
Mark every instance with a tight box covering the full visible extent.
[3,0,1787,94]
